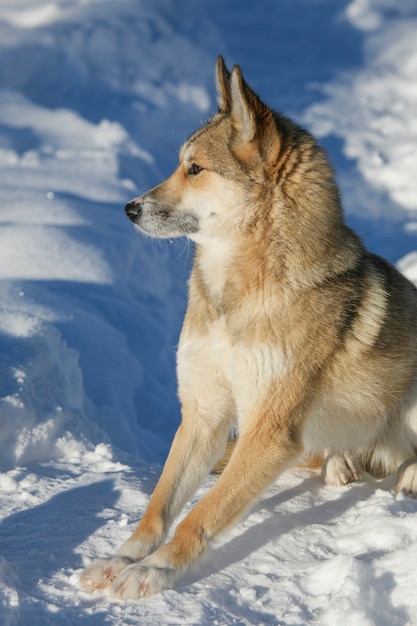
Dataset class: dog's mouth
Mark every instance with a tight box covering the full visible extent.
[124,199,200,239]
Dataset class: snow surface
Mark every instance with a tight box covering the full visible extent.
[0,0,417,623]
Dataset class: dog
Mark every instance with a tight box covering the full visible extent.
[80,56,417,599]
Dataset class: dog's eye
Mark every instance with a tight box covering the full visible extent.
[188,163,203,176]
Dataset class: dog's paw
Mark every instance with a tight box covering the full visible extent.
[79,556,133,592]
[395,459,417,496]
[111,561,174,599]
[322,453,360,487]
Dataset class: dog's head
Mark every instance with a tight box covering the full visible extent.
[125,56,281,242]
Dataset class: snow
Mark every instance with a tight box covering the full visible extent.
[304,0,417,214]
[0,0,416,623]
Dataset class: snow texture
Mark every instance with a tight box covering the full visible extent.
[0,0,417,623]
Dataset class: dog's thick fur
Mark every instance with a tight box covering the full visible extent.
[80,57,417,599]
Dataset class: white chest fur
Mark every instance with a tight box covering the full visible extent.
[195,238,236,304]
[227,341,288,421]
[177,315,288,424]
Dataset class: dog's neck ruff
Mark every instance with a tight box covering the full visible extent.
[194,238,237,305]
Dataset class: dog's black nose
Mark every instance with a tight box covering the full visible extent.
[125,201,142,222]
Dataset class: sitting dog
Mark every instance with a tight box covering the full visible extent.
[80,56,417,599]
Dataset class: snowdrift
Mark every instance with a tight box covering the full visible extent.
[0,0,417,624]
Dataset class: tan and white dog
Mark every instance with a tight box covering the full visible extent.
[80,57,417,599]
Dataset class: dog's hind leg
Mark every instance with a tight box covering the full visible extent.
[394,458,417,496]
[321,452,361,487]
[391,393,417,496]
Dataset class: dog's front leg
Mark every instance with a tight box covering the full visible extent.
[110,417,302,599]
[79,392,234,593]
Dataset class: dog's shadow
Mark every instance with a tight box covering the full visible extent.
[182,474,412,624]
[183,474,375,586]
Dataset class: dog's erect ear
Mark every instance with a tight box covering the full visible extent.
[217,60,276,156]
[229,64,257,143]
[229,64,277,157]
[216,56,232,112]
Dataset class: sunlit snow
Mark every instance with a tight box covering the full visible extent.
[0,1,417,624]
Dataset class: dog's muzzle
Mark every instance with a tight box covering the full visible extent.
[125,199,142,223]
